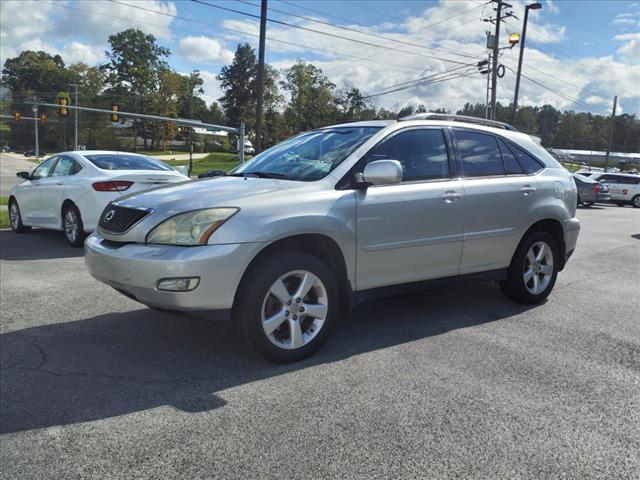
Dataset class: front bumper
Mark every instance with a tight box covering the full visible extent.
[85,233,264,311]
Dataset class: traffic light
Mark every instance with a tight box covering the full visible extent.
[39,113,47,124]
[111,102,119,122]
[14,112,20,122]
[58,97,68,116]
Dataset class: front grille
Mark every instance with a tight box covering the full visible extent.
[99,204,150,234]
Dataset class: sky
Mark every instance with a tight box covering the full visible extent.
[1,0,639,116]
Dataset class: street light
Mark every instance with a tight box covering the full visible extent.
[511,2,542,121]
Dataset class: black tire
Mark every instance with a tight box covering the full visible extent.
[234,251,339,363]
[576,195,582,207]
[616,202,626,207]
[8,198,31,233]
[632,195,640,209]
[583,202,593,208]
[62,203,87,247]
[500,231,559,305]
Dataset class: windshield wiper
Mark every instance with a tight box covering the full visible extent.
[227,171,290,179]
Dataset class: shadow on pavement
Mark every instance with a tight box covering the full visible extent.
[1,283,536,434]
[0,229,83,261]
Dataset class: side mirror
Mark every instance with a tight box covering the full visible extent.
[16,171,30,179]
[361,160,403,187]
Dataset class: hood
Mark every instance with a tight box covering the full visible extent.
[114,175,305,214]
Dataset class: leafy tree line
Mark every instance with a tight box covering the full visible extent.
[2,28,638,154]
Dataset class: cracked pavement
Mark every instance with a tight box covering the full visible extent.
[1,205,639,479]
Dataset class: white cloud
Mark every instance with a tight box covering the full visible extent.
[199,70,224,103]
[544,1,560,15]
[179,36,234,65]
[63,42,104,65]
[615,32,640,63]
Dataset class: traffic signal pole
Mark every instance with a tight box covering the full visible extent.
[32,97,39,161]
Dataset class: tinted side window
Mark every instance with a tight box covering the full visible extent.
[455,130,504,177]
[498,138,524,175]
[367,129,449,181]
[31,157,57,179]
[51,156,78,177]
[508,143,544,174]
[602,175,619,184]
[619,176,640,185]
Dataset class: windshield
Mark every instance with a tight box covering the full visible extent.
[232,126,382,181]
[84,154,173,171]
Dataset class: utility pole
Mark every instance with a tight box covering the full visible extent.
[32,97,39,160]
[604,95,618,172]
[490,1,503,120]
[70,83,79,150]
[512,2,542,121]
[255,0,267,153]
[485,0,513,120]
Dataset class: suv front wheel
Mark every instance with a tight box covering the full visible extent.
[500,231,559,304]
[234,251,339,363]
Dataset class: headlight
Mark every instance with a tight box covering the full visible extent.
[146,208,239,245]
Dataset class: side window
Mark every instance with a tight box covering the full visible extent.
[507,143,544,174]
[31,157,57,180]
[366,129,449,181]
[619,176,640,185]
[455,130,504,177]
[602,175,619,184]
[51,156,78,177]
[497,138,524,175]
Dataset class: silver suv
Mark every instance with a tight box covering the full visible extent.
[86,114,580,362]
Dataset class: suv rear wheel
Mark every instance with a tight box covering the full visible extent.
[234,251,339,363]
[500,231,559,304]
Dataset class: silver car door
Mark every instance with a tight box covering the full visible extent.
[355,127,464,290]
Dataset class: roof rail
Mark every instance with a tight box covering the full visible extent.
[399,113,519,131]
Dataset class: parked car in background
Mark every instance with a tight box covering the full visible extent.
[23,148,46,157]
[86,115,580,362]
[8,151,190,246]
[588,172,640,208]
[573,173,611,207]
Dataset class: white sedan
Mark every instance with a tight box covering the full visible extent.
[8,150,190,246]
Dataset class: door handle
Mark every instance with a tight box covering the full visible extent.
[521,185,536,196]
[442,191,463,203]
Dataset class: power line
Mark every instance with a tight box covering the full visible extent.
[235,0,482,60]
[363,68,480,99]
[192,0,477,66]
[107,0,423,73]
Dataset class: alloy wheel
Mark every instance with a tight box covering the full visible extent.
[523,241,554,295]
[261,270,329,350]
[64,210,78,243]
[9,202,19,230]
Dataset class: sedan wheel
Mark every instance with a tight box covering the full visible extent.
[8,199,31,233]
[62,204,87,247]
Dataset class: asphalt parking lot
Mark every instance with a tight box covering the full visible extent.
[1,205,638,479]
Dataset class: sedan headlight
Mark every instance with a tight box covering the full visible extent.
[146,208,239,245]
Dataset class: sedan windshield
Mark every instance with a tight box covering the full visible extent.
[84,154,173,171]
[232,126,382,181]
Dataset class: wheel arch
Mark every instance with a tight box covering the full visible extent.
[518,218,567,271]
[235,233,352,315]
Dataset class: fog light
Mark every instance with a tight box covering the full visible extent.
[156,277,200,292]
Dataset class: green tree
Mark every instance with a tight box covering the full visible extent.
[281,60,337,133]
[218,43,281,140]
[102,29,170,149]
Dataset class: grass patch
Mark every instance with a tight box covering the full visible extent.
[0,207,8,229]
[168,152,250,176]
[0,196,7,206]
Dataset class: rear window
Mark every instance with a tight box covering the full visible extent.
[84,154,173,171]
[506,143,544,174]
